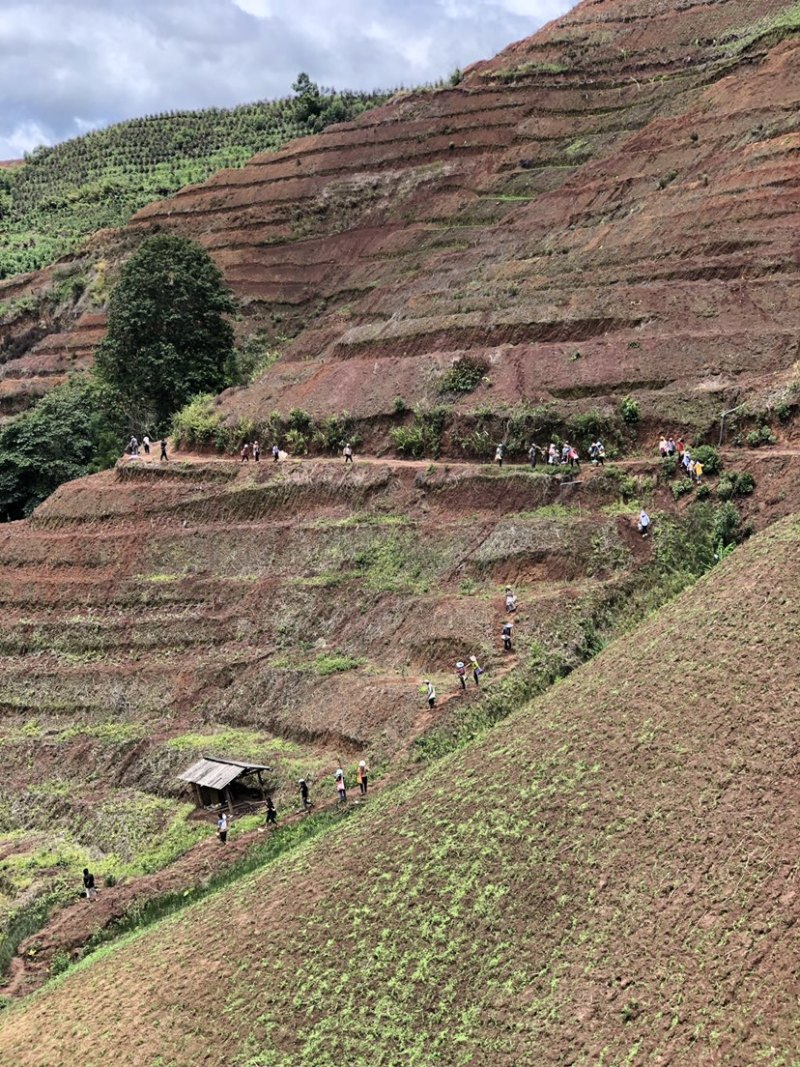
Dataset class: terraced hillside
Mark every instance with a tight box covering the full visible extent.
[1,507,797,1065]
[3,0,800,441]
[1,447,683,983]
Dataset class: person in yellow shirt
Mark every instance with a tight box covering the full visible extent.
[693,460,704,484]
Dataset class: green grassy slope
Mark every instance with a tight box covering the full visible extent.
[0,87,390,280]
[2,515,798,1065]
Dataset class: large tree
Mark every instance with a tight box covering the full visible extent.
[95,234,235,428]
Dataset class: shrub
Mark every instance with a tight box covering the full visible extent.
[696,483,711,501]
[746,425,776,447]
[312,412,359,453]
[286,408,312,433]
[390,424,426,458]
[436,356,487,395]
[391,405,448,458]
[691,445,723,475]
[660,455,677,477]
[171,394,222,448]
[671,477,694,500]
[619,396,640,425]
[717,471,756,499]
[393,396,407,414]
[284,428,308,455]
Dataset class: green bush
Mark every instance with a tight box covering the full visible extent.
[171,394,223,448]
[671,477,694,500]
[391,406,448,458]
[691,445,722,474]
[696,484,711,501]
[619,396,640,425]
[661,455,677,477]
[746,425,776,447]
[436,356,487,395]
[312,412,359,453]
[284,428,308,455]
[717,471,756,499]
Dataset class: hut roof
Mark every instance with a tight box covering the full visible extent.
[177,755,272,791]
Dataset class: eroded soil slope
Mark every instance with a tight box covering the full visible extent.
[3,1,800,437]
[1,513,797,1066]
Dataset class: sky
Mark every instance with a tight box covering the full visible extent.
[0,0,573,159]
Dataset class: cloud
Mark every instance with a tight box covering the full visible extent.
[0,0,573,159]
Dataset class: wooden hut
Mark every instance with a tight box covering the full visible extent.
[178,755,272,815]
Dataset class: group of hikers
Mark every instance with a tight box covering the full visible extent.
[658,436,704,482]
[212,761,370,845]
[128,435,168,461]
[240,441,284,462]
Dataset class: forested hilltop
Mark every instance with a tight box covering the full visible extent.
[0,77,391,279]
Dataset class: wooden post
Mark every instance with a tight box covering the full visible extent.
[194,783,202,808]
[225,786,234,816]
[256,769,266,803]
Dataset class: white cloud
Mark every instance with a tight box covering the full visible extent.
[0,0,575,154]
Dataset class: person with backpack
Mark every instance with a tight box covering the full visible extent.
[638,509,651,538]
[217,811,228,843]
[504,586,517,613]
[129,435,139,457]
[82,868,98,901]
[455,660,467,691]
[160,439,168,462]
[424,680,436,708]
[335,769,347,805]
[567,445,580,469]
[470,655,483,686]
[265,796,277,826]
[357,760,369,796]
[593,441,606,466]
[502,620,513,652]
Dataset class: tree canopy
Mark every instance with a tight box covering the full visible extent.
[95,234,236,428]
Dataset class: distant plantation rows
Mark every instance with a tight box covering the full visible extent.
[0,80,391,279]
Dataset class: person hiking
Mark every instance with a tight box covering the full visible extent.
[593,441,606,466]
[335,769,347,805]
[142,435,150,456]
[682,449,692,475]
[561,443,571,465]
[129,435,139,457]
[241,443,250,463]
[82,868,98,901]
[667,437,676,457]
[265,796,277,826]
[693,459,704,484]
[217,811,228,843]
[547,442,558,465]
[502,619,513,652]
[272,443,280,463]
[160,439,168,462]
[470,655,483,686]
[494,443,505,468]
[343,443,354,464]
[638,509,651,538]
[253,440,261,462]
[567,444,580,469]
[424,680,436,708]
[658,436,668,457]
[505,586,517,613]
[298,778,313,811]
[528,442,540,468]
[677,438,686,464]
[455,660,467,691]
[357,760,369,796]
